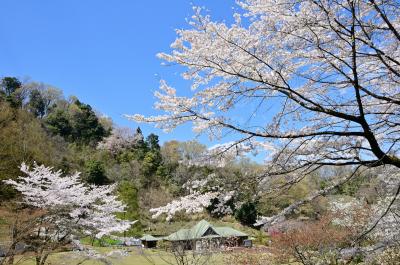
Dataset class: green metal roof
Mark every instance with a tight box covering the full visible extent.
[164,220,247,241]
[140,234,160,241]
[214,226,248,237]
[200,234,221,239]
[164,228,197,241]
[191,219,216,238]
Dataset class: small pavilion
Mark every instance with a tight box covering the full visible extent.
[163,220,248,250]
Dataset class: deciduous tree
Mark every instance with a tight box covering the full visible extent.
[128,0,400,232]
[3,163,134,265]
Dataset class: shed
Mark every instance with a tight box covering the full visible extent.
[140,234,159,248]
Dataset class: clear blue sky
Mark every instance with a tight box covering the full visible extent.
[0,0,237,144]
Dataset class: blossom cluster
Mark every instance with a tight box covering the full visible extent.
[150,191,218,221]
[150,173,237,221]
[97,127,143,155]
[4,163,135,239]
[126,0,400,185]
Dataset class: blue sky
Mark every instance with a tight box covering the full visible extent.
[0,0,237,144]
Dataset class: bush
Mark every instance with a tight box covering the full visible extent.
[85,160,110,185]
[370,246,400,265]
[235,201,258,227]
[270,215,354,264]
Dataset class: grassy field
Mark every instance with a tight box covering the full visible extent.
[0,207,267,265]
[14,248,225,265]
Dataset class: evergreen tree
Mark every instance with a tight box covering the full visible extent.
[85,160,109,185]
[117,181,141,236]
[0,77,23,108]
[28,89,46,118]
[146,133,160,151]
[45,109,73,138]
[235,201,258,227]
[70,100,109,145]
[45,99,109,145]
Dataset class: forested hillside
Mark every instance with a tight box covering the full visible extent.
[1,0,400,263]
[2,71,399,264]
[1,76,380,234]
[0,76,270,236]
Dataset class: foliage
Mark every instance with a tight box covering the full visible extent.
[0,102,64,200]
[369,245,400,265]
[128,0,400,235]
[85,160,110,185]
[150,191,218,221]
[0,205,46,265]
[235,202,258,227]
[146,133,160,151]
[253,230,269,246]
[270,215,355,264]
[5,163,134,237]
[3,163,134,265]
[257,176,321,218]
[44,98,109,145]
[0,0,399,261]
[0,77,23,108]
[161,140,181,165]
[117,181,141,236]
[336,174,370,197]
[97,127,142,156]
[45,108,73,138]
[0,77,21,96]
[27,89,47,118]
[0,77,246,251]
[24,81,63,117]
[142,151,162,178]
[206,194,235,218]
[69,99,110,144]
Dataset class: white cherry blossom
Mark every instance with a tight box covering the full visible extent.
[4,163,135,239]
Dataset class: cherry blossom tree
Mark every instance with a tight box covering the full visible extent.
[3,163,135,265]
[150,176,236,221]
[127,0,400,231]
[97,127,143,156]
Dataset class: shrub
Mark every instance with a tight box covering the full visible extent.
[270,215,354,264]
[235,201,258,227]
[370,246,400,265]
